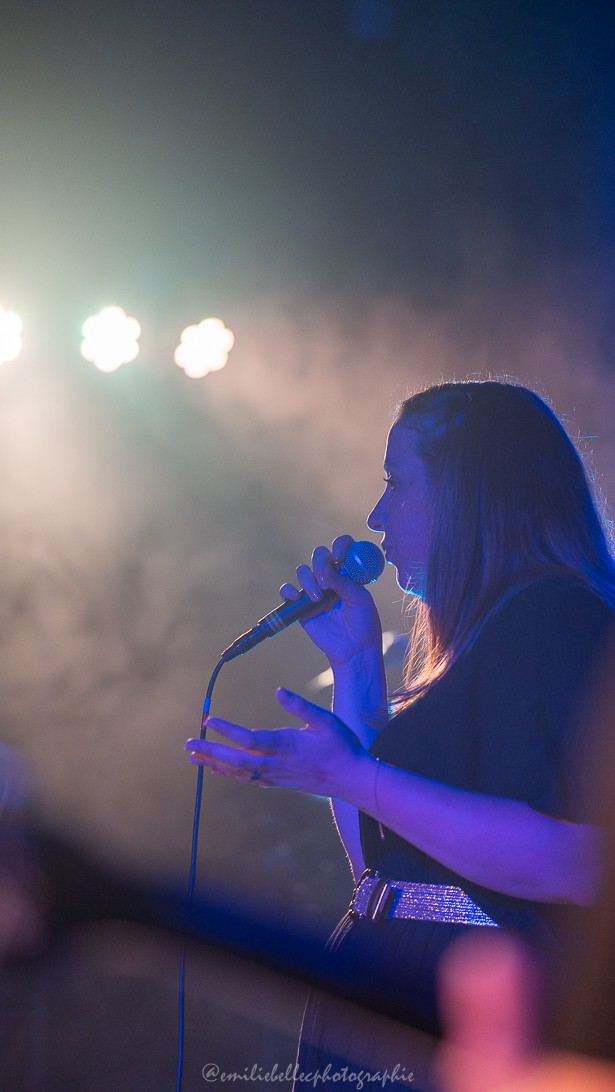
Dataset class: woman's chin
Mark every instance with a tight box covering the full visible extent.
[396,568,426,599]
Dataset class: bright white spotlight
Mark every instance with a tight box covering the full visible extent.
[174,317,235,379]
[0,306,23,364]
[80,306,141,373]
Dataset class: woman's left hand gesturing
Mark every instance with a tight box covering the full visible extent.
[185,688,374,801]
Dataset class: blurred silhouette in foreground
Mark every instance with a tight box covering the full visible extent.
[0,741,49,962]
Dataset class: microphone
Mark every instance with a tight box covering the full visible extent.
[220,540,385,663]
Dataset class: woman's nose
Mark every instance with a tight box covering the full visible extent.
[367,494,386,532]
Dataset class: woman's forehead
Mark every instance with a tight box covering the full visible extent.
[384,421,422,467]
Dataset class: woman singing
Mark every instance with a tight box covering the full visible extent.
[186,380,615,1074]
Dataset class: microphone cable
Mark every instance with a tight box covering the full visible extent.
[175,540,384,1089]
[176,655,225,1092]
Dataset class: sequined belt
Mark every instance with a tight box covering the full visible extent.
[349,870,500,927]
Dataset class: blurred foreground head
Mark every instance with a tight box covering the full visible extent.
[437,931,615,1092]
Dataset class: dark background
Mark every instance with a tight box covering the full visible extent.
[1,0,614,930]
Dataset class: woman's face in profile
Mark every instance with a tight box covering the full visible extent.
[367,422,436,596]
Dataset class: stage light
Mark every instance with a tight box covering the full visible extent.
[80,306,141,373]
[174,317,235,379]
[0,306,23,364]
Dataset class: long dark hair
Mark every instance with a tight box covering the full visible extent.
[396,380,615,704]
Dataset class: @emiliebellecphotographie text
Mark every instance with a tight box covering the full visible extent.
[201,1063,414,1088]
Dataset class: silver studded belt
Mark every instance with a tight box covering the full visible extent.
[349,870,500,927]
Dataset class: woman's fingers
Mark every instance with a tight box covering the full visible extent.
[275,687,333,728]
[312,540,369,604]
[198,717,254,748]
[295,563,325,601]
[184,739,260,779]
[183,692,355,795]
[282,535,360,602]
[331,534,355,565]
[185,726,298,785]
[185,738,250,765]
[311,545,336,591]
[199,718,291,755]
[279,582,301,602]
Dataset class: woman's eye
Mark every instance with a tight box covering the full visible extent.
[383,476,397,490]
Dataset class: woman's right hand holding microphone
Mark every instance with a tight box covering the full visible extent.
[279,535,384,669]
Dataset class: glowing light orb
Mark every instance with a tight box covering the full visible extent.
[174,317,235,379]
[0,307,23,364]
[80,306,141,372]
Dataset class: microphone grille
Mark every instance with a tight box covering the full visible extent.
[340,540,385,585]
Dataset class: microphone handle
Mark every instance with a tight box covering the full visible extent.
[221,588,339,662]
[259,587,340,632]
